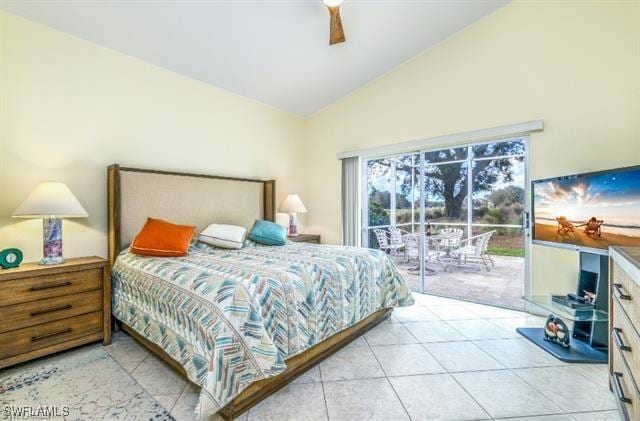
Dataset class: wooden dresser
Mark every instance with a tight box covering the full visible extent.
[0,257,111,368]
[609,247,640,421]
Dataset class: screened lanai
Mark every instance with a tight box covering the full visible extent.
[363,137,527,309]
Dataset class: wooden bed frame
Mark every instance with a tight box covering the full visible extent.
[107,164,391,420]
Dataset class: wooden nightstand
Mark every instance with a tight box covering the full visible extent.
[288,234,321,244]
[0,257,111,369]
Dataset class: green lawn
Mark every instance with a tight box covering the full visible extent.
[488,247,525,257]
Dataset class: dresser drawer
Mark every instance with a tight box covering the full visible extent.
[0,268,102,307]
[0,311,103,360]
[0,289,103,333]
[612,345,640,421]
[612,262,639,327]
[612,298,640,384]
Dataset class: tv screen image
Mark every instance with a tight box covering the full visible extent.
[532,165,640,253]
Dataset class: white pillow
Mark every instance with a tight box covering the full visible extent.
[199,224,247,249]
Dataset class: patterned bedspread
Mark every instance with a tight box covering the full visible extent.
[112,240,413,418]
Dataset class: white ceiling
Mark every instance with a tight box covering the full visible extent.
[1,0,508,116]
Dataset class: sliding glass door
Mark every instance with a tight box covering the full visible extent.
[363,137,528,309]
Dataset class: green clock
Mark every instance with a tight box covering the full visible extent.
[0,248,23,269]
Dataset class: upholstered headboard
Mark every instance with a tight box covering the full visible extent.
[107,164,275,267]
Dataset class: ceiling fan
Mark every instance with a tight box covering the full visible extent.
[322,0,345,45]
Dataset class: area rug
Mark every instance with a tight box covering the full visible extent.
[0,344,173,420]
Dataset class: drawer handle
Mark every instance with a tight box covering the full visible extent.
[612,372,632,404]
[613,283,632,301]
[30,304,72,317]
[31,327,72,342]
[612,328,632,352]
[29,281,72,291]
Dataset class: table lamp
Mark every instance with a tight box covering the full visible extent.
[279,194,307,236]
[13,182,88,265]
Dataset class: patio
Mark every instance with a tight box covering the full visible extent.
[395,256,525,310]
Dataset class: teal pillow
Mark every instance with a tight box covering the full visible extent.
[248,220,287,246]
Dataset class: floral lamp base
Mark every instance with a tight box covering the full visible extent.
[41,217,64,265]
[288,212,299,236]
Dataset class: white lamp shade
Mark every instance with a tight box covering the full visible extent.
[322,0,344,7]
[13,182,88,218]
[279,194,307,213]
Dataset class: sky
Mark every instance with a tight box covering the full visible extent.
[534,167,640,227]
[368,156,524,203]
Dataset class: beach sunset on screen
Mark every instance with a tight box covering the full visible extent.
[533,167,640,250]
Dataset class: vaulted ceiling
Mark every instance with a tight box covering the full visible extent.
[1,0,508,116]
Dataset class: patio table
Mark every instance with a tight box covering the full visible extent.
[403,232,461,273]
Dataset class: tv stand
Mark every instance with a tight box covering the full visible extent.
[518,252,609,363]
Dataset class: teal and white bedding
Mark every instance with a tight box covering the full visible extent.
[112,240,413,419]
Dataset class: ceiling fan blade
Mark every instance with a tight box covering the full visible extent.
[327,5,345,45]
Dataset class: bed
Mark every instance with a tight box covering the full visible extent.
[107,164,414,420]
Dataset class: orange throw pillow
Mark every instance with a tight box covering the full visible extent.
[131,217,195,257]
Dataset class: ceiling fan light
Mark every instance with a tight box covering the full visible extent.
[322,0,344,8]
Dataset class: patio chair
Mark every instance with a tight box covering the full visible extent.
[556,216,575,235]
[450,230,495,271]
[373,228,404,258]
[439,228,464,248]
[583,218,603,237]
[403,233,420,263]
[389,226,407,256]
[403,234,439,275]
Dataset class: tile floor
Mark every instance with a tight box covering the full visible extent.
[102,293,619,421]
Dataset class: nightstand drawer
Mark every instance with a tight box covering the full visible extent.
[0,289,103,333]
[0,268,102,307]
[0,311,103,360]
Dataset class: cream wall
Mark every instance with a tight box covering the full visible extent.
[0,12,306,262]
[304,1,640,295]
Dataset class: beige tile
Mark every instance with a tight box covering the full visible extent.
[488,316,546,332]
[496,416,574,421]
[391,305,440,322]
[514,367,617,412]
[454,370,563,418]
[170,391,199,421]
[569,364,610,389]
[424,341,504,372]
[319,344,384,381]
[247,382,327,421]
[403,321,466,343]
[447,319,520,340]
[130,354,186,396]
[474,338,565,368]
[390,373,490,421]
[153,393,180,412]
[116,359,144,373]
[104,332,150,366]
[462,303,526,319]
[291,365,321,384]
[429,305,482,320]
[569,410,622,420]
[364,322,418,346]
[323,378,409,421]
[370,344,445,376]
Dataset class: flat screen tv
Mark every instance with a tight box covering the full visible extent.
[532,165,640,255]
